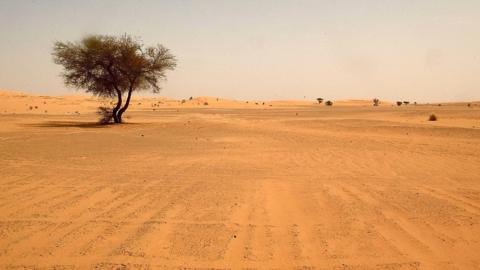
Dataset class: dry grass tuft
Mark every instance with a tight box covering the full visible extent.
[96,106,113,124]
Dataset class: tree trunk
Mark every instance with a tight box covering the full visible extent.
[117,87,133,123]
[112,89,123,123]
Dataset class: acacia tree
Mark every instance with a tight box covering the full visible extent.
[52,34,176,123]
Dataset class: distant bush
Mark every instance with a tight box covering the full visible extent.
[317,98,324,104]
[181,99,186,104]
[468,103,471,107]
[403,101,410,105]
[203,102,209,106]
[396,101,402,106]
[373,98,379,106]
[325,100,333,106]
[189,96,193,100]
[429,114,437,121]
[97,106,113,124]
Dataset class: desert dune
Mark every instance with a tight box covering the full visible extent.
[1,90,480,269]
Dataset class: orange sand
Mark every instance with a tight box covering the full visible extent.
[1,90,480,269]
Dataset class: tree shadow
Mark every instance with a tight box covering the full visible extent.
[25,121,109,129]
[23,120,149,129]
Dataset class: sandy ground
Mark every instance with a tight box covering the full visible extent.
[1,91,480,269]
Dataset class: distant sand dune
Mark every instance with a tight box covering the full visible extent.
[1,89,478,115]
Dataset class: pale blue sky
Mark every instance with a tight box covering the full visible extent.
[1,0,479,101]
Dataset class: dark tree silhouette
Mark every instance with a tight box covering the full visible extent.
[373,98,379,106]
[316,98,324,104]
[52,34,176,123]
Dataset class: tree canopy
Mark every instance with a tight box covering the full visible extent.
[52,34,176,123]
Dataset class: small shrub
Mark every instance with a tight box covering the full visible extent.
[203,102,209,106]
[96,106,113,124]
[396,101,402,106]
[316,98,324,104]
[429,114,437,121]
[467,103,471,107]
[325,100,333,106]
[189,96,193,100]
[403,101,410,105]
[373,98,379,106]
[181,99,186,104]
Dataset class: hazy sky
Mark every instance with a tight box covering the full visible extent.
[1,0,479,101]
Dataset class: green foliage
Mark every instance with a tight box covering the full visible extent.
[52,34,176,123]
[53,34,176,96]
